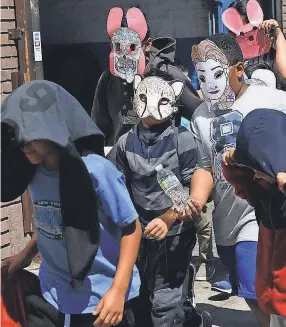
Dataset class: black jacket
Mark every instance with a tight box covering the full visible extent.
[91,37,202,145]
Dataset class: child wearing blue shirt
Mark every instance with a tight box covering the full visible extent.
[1,80,141,327]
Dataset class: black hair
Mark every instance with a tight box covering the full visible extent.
[174,59,188,75]
[228,0,250,23]
[208,33,244,65]
[121,6,151,42]
[143,68,174,82]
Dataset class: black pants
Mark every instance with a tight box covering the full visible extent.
[25,293,139,327]
[136,229,201,327]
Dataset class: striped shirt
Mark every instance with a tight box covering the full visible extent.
[116,120,197,234]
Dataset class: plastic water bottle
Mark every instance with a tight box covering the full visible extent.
[155,164,189,212]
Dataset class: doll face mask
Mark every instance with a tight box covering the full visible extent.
[107,7,148,83]
[192,40,235,111]
[133,75,184,120]
[222,0,270,60]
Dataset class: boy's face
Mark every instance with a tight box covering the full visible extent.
[22,140,56,165]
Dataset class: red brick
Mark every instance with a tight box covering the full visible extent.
[1,81,12,93]
[1,21,16,33]
[0,69,18,82]
[1,46,17,57]
[0,0,15,6]
[1,8,15,20]
[0,93,9,102]
[1,33,15,45]
[1,57,18,69]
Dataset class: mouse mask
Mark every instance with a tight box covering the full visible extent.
[192,40,235,111]
[107,7,148,83]
[133,75,184,120]
[222,0,270,60]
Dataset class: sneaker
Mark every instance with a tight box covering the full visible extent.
[211,278,232,294]
[199,311,212,327]
[187,263,196,308]
[195,262,215,281]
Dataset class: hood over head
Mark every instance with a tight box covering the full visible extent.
[235,108,286,180]
[1,80,104,290]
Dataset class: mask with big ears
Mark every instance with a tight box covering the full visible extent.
[222,0,270,60]
[133,75,184,120]
[107,7,148,83]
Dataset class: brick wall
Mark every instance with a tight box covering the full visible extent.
[1,0,19,102]
[283,0,286,34]
[1,1,29,260]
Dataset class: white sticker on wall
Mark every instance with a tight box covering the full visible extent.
[33,31,42,62]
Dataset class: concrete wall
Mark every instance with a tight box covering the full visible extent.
[39,0,210,45]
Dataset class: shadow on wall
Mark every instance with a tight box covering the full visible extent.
[43,44,103,116]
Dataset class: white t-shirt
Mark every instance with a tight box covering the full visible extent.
[191,84,286,246]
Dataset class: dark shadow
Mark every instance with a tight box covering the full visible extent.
[196,303,259,327]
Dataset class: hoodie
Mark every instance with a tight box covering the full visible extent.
[1,80,105,290]
[91,37,202,146]
[226,108,286,316]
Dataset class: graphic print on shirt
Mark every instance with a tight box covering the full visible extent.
[34,201,64,239]
[210,111,243,181]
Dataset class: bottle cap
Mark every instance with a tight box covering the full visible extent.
[155,164,163,172]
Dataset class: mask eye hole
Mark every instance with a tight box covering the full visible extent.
[160,97,170,105]
[139,94,147,102]
[214,70,224,79]
[115,42,121,53]
[199,75,206,83]
[128,43,138,54]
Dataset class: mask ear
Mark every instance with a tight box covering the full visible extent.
[222,8,244,35]
[246,0,264,26]
[107,7,123,37]
[169,81,184,98]
[126,7,148,41]
[134,74,143,91]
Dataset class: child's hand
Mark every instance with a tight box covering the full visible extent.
[1,252,32,278]
[222,148,236,166]
[277,173,286,196]
[144,218,169,240]
[260,19,282,38]
[93,286,125,326]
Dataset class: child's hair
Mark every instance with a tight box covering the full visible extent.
[207,33,244,66]
[121,6,151,42]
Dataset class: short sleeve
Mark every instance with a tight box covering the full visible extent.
[98,172,138,227]
[83,154,138,227]
[191,116,212,169]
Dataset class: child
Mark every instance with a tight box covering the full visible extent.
[187,33,286,327]
[91,6,201,147]
[222,108,286,327]
[1,80,142,327]
[116,69,212,327]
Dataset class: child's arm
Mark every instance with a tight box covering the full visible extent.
[1,234,39,277]
[260,19,286,80]
[93,220,141,327]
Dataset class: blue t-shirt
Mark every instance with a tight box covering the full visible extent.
[29,154,140,314]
